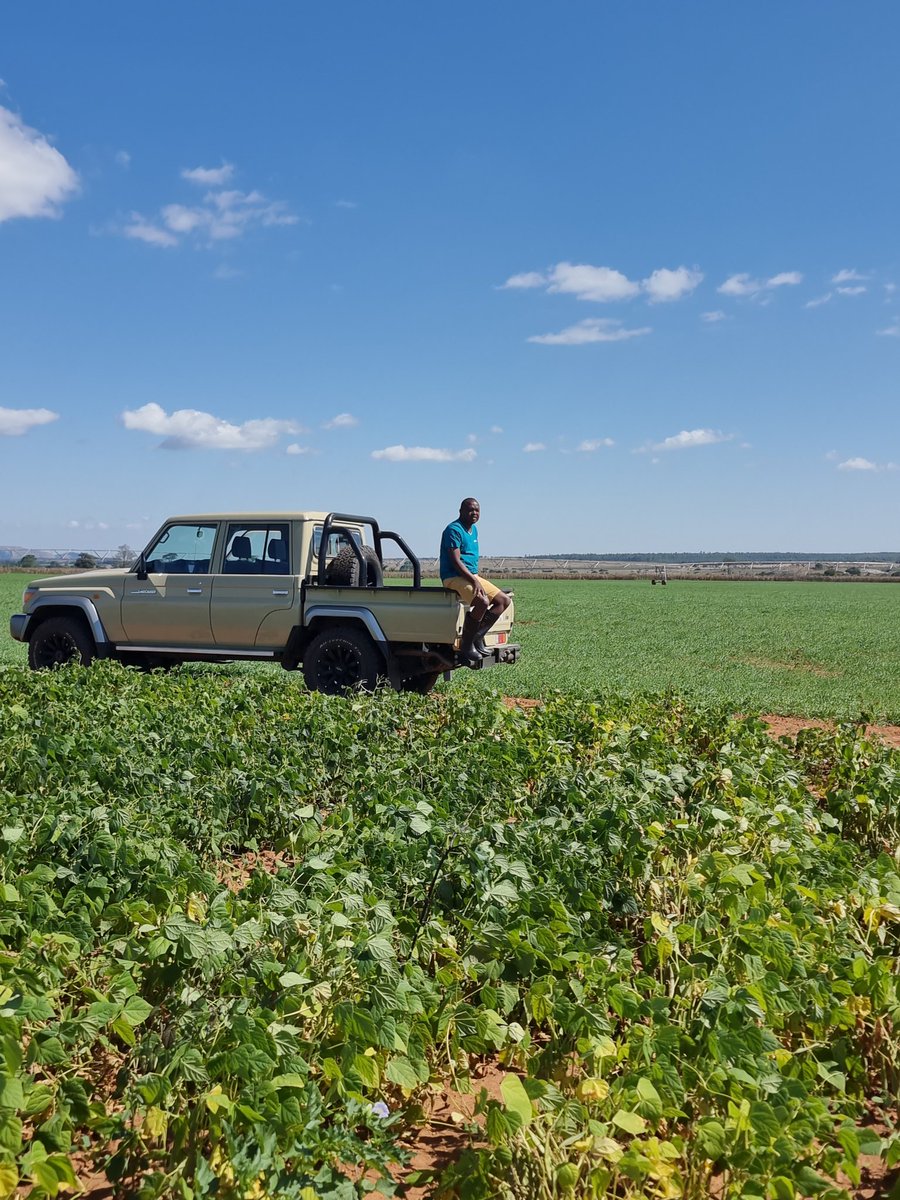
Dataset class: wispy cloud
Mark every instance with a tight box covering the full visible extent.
[334,198,357,209]
[322,412,358,430]
[805,293,832,308]
[836,456,897,472]
[121,402,303,451]
[718,271,802,298]
[701,310,726,323]
[0,104,79,222]
[522,442,546,453]
[643,266,703,303]
[529,318,651,346]
[877,320,900,337]
[181,163,234,186]
[832,268,869,284]
[120,166,298,249]
[490,425,503,434]
[577,438,614,452]
[0,406,59,436]
[500,270,546,290]
[836,285,866,296]
[645,428,733,452]
[114,150,131,168]
[212,263,243,280]
[286,443,316,456]
[371,444,477,463]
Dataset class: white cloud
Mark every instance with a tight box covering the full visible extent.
[529,318,651,346]
[805,293,832,308]
[523,442,545,453]
[701,310,726,322]
[0,406,59,436]
[836,285,866,296]
[181,163,234,186]
[121,402,302,451]
[114,150,131,168]
[548,262,640,302]
[490,425,503,434]
[123,214,178,247]
[577,438,615,452]
[838,457,878,471]
[885,283,897,295]
[286,443,315,456]
[466,432,478,444]
[500,270,546,290]
[212,263,242,280]
[121,170,298,249]
[322,412,358,430]
[335,198,357,209]
[832,268,868,284]
[877,320,900,337]
[718,271,803,298]
[0,105,79,222]
[649,428,732,452]
[371,444,477,463]
[643,266,703,303]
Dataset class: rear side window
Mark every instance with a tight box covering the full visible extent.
[312,527,364,557]
[143,524,218,574]
[223,524,291,574]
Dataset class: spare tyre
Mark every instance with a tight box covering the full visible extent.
[325,544,383,587]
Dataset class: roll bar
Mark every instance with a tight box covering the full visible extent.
[316,512,422,588]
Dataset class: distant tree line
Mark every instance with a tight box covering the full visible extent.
[540,551,900,563]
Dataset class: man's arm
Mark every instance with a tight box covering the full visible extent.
[449,548,486,601]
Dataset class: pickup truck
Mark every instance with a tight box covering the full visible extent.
[9,511,519,694]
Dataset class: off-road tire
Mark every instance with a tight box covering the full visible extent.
[400,671,442,695]
[303,626,384,695]
[28,616,95,670]
[324,545,384,588]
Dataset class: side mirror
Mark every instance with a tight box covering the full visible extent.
[136,553,148,581]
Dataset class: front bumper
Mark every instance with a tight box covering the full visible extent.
[9,614,29,643]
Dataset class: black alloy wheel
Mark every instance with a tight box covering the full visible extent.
[302,627,383,695]
[28,616,95,670]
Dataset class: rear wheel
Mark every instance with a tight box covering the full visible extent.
[400,671,442,695]
[28,616,95,670]
[303,626,383,695]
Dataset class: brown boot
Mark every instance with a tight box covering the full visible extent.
[457,611,483,667]
[473,610,501,656]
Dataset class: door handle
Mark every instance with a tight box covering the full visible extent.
[186,587,203,594]
[272,589,289,596]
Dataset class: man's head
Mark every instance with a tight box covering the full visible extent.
[459,497,480,527]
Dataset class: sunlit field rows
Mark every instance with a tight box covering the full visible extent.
[2,572,899,719]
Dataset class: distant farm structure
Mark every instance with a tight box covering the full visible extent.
[385,555,900,582]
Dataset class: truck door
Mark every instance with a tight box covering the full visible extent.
[121,522,218,645]
[210,522,296,648]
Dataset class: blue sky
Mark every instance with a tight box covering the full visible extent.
[1,3,898,555]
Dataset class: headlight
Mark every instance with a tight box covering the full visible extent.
[22,588,38,608]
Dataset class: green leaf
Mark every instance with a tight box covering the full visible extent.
[122,996,154,1026]
[353,1054,380,1089]
[612,1109,646,1135]
[635,1077,662,1119]
[270,1074,307,1090]
[0,1162,17,1199]
[485,1102,509,1145]
[279,972,311,988]
[500,1074,532,1128]
[768,1178,795,1200]
[385,1057,419,1091]
[695,1119,726,1161]
[0,1078,23,1111]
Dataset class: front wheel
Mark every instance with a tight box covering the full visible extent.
[302,626,384,695]
[28,616,95,670]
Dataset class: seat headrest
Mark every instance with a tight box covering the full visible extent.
[231,535,252,560]
[267,538,288,562]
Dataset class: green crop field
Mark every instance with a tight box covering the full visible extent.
[4,571,900,720]
[1,667,899,1198]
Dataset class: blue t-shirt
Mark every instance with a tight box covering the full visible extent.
[440,519,479,580]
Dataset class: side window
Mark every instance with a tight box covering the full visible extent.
[223,524,291,574]
[312,527,363,557]
[143,524,218,574]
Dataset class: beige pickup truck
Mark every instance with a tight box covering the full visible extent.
[10,511,519,694]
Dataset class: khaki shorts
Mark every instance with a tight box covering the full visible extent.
[442,574,501,605]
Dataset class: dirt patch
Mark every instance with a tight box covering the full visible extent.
[502,697,542,711]
[762,714,900,749]
[397,1059,508,1199]
[743,654,839,678]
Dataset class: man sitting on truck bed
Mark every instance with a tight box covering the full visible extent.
[440,497,511,666]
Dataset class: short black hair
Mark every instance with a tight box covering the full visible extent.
[459,497,479,511]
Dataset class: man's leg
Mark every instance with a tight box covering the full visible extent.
[472,579,510,654]
[443,577,489,666]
